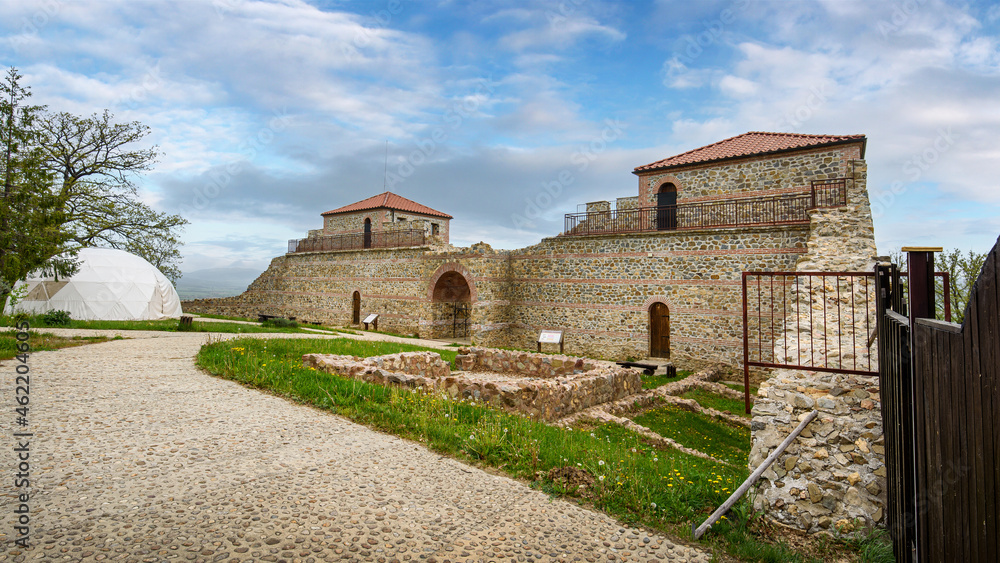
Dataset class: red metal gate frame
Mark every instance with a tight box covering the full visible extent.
[741,270,950,414]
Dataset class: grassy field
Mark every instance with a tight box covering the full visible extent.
[0,330,113,360]
[195,337,892,562]
[635,405,751,467]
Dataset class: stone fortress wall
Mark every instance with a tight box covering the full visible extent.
[185,135,883,535]
[185,141,872,371]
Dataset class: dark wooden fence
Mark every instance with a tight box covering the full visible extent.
[288,229,426,253]
[877,240,1000,562]
[563,178,847,236]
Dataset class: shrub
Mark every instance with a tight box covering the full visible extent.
[42,309,72,326]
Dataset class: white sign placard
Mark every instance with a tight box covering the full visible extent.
[363,314,379,324]
[538,330,563,344]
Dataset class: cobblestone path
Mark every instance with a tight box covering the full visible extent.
[1,332,709,562]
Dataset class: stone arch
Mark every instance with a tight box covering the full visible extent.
[426,263,476,340]
[427,263,477,302]
[652,175,683,194]
[642,295,675,311]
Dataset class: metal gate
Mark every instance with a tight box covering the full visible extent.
[741,271,879,413]
[742,269,950,413]
[448,301,470,338]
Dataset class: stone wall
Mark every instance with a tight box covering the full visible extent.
[454,347,595,378]
[321,209,450,243]
[748,159,883,534]
[302,351,451,379]
[184,148,871,372]
[636,143,864,207]
[302,349,642,421]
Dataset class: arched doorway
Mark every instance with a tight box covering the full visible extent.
[351,291,361,324]
[656,182,677,230]
[649,302,670,358]
[363,218,372,248]
[431,271,471,339]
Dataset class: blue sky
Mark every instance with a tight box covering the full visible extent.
[2,0,999,274]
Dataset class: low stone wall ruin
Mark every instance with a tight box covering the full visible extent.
[302,348,641,421]
[453,347,595,378]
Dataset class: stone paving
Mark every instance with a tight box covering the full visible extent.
[0,331,710,562]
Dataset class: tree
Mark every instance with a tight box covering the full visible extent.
[888,247,987,324]
[0,68,72,313]
[39,110,187,284]
[936,248,987,324]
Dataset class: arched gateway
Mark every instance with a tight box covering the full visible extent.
[428,265,474,340]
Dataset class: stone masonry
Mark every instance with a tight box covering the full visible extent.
[749,159,884,534]
[302,348,642,421]
[185,135,871,372]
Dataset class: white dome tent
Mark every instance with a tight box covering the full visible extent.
[5,248,182,321]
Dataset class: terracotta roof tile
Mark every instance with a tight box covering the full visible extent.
[633,131,866,173]
[321,191,453,219]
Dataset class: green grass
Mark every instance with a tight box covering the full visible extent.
[2,316,336,335]
[195,337,885,562]
[641,369,691,390]
[635,405,751,466]
[192,313,256,322]
[724,381,760,396]
[682,388,752,418]
[197,337,745,530]
[0,330,112,360]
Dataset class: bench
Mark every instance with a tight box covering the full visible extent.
[616,361,658,375]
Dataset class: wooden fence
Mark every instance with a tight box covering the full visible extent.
[877,239,999,562]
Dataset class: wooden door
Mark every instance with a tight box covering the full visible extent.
[649,302,670,358]
[352,291,361,324]
[656,188,677,230]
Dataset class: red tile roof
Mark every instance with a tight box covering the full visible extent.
[633,132,866,173]
[321,191,453,219]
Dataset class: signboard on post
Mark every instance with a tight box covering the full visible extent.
[537,330,564,353]
[362,313,379,331]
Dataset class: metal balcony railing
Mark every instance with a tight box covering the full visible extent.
[288,229,426,253]
[563,178,849,236]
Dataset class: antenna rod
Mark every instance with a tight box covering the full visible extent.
[383,140,388,191]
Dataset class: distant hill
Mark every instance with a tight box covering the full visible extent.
[176,267,263,300]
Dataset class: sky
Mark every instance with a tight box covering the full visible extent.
[1,0,999,275]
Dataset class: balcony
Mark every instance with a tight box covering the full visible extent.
[288,229,426,253]
[562,179,849,237]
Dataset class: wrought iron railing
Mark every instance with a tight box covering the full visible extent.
[563,178,848,236]
[288,229,426,253]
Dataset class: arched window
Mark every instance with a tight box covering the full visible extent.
[363,218,372,248]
